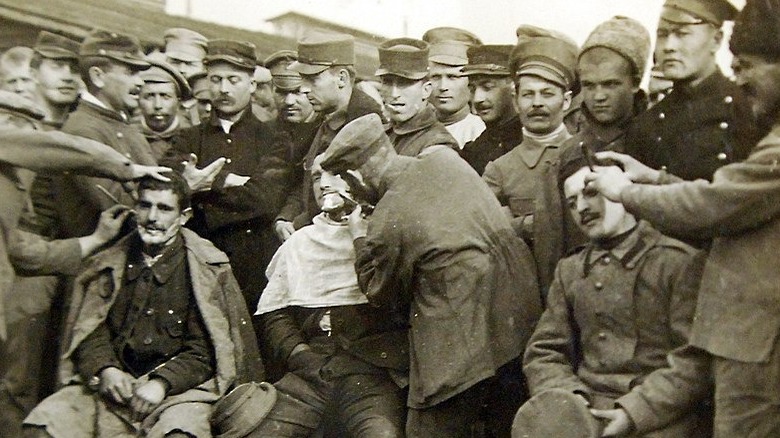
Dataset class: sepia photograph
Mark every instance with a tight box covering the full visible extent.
[0,0,778,436]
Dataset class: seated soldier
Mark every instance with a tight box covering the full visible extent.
[23,173,262,438]
[251,155,407,437]
[521,147,710,437]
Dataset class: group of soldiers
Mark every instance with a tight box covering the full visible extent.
[0,0,779,436]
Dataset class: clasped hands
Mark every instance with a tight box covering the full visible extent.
[98,367,169,422]
[574,393,635,437]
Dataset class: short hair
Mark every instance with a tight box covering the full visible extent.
[0,46,34,74]
[137,171,192,211]
[78,56,116,90]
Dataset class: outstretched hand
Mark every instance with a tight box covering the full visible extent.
[583,167,632,202]
[130,164,172,182]
[595,151,660,184]
[182,154,227,192]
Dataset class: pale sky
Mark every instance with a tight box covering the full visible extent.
[167,0,742,76]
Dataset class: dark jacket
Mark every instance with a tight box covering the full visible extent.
[272,116,323,224]
[293,88,382,229]
[354,147,542,408]
[624,70,762,181]
[55,100,157,238]
[387,104,458,157]
[460,114,523,175]
[524,222,707,435]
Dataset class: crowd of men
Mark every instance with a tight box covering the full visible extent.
[0,0,778,436]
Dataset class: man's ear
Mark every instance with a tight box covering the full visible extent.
[562,89,573,111]
[422,80,433,100]
[711,28,724,54]
[88,66,105,89]
[337,68,350,88]
[180,207,193,225]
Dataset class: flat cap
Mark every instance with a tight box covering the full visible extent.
[511,389,601,438]
[580,16,651,77]
[204,39,256,71]
[320,113,394,175]
[512,26,578,90]
[79,29,150,69]
[264,50,303,91]
[34,31,80,61]
[463,45,513,76]
[423,27,482,66]
[376,38,429,80]
[290,32,355,75]
[660,0,738,26]
[0,89,46,121]
[141,55,192,100]
[164,27,208,62]
[188,71,211,100]
[731,0,780,59]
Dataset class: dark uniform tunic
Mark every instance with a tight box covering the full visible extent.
[460,114,523,175]
[625,70,762,181]
[386,104,457,157]
[293,89,382,229]
[75,236,214,395]
[163,109,291,309]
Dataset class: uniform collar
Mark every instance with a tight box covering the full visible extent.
[582,221,656,277]
[516,124,570,168]
[125,234,186,284]
[388,104,438,135]
[671,69,727,100]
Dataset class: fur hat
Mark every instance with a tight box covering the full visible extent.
[580,16,651,78]
[730,0,780,59]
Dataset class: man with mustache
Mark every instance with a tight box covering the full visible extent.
[534,16,652,290]
[482,27,576,285]
[376,38,457,157]
[265,50,323,242]
[24,173,262,438]
[163,40,291,311]
[521,146,707,437]
[138,58,191,161]
[624,0,761,181]
[460,44,521,175]
[585,0,780,434]
[422,27,485,149]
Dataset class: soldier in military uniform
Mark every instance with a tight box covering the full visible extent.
[376,38,457,157]
[138,58,191,161]
[624,0,762,181]
[422,27,485,148]
[460,44,522,175]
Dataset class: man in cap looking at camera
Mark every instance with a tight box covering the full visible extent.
[483,26,577,290]
[320,113,541,438]
[585,0,780,434]
[163,28,208,127]
[624,0,762,181]
[422,26,485,148]
[163,39,290,310]
[30,31,82,128]
[460,44,522,175]
[376,37,457,157]
[286,31,382,230]
[251,65,277,122]
[138,57,192,161]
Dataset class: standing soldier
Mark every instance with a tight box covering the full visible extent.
[460,44,522,175]
[422,27,485,148]
[163,27,208,127]
[287,32,382,230]
[163,40,291,310]
[483,27,577,287]
[138,58,191,161]
[376,38,457,157]
[625,0,762,181]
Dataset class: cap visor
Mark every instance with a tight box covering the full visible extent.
[35,48,78,61]
[110,55,151,70]
[273,77,303,90]
[288,61,329,75]
[204,55,254,71]
[660,6,706,24]
[166,50,202,63]
[516,66,566,88]
[462,67,509,77]
[428,55,467,67]
[375,69,428,80]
